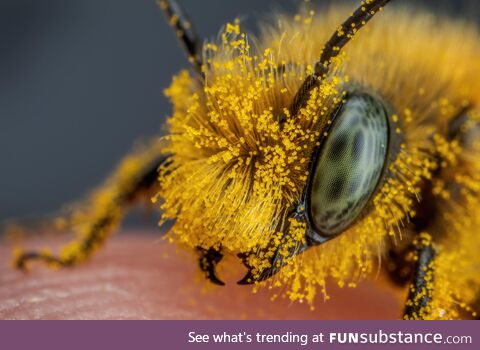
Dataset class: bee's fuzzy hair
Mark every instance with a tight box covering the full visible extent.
[157,4,480,318]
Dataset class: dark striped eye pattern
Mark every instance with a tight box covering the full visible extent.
[307,94,389,236]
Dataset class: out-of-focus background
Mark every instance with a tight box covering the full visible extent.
[0,0,478,225]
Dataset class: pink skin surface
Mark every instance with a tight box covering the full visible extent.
[0,231,404,320]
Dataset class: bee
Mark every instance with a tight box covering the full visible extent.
[11,0,480,320]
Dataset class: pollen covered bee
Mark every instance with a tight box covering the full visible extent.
[11,0,480,320]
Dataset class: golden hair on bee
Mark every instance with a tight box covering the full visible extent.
[157,1,480,318]
[11,0,480,320]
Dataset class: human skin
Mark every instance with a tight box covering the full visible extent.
[0,232,403,320]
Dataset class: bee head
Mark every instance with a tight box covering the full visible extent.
[156,0,406,298]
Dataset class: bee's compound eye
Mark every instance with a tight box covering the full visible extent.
[308,94,389,236]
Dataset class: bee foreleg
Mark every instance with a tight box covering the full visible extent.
[13,150,169,271]
[402,233,436,320]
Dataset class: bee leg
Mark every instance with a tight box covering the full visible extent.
[197,247,224,286]
[403,234,436,320]
[14,151,170,270]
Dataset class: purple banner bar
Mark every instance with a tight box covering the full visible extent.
[0,320,477,350]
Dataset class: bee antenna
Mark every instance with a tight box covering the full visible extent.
[290,0,392,117]
[157,0,204,77]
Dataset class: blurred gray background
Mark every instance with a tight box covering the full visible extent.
[0,0,478,225]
